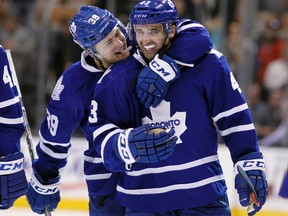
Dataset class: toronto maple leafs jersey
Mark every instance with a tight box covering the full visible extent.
[33,19,211,199]
[32,51,120,197]
[90,25,259,212]
[0,45,24,156]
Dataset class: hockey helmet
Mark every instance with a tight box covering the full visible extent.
[69,6,118,56]
[129,0,179,33]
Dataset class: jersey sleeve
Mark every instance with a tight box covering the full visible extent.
[33,73,85,179]
[167,19,213,65]
[0,46,24,155]
[200,49,259,163]
[89,63,142,172]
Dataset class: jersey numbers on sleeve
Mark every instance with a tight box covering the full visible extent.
[46,109,59,136]
[3,65,14,88]
[230,72,242,93]
[88,100,98,123]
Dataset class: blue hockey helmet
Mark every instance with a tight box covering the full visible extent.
[129,0,179,33]
[69,6,118,56]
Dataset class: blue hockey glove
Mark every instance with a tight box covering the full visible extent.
[234,152,268,216]
[0,152,28,209]
[137,54,180,108]
[26,168,60,214]
[114,124,177,166]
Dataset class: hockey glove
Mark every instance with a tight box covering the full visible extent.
[137,54,180,108]
[234,152,268,216]
[26,168,60,214]
[113,124,177,165]
[0,152,28,209]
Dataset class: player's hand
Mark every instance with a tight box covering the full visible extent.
[137,54,180,108]
[26,168,60,214]
[234,152,268,216]
[114,124,177,165]
[0,152,28,209]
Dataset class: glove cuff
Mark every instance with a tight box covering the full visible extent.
[0,152,24,175]
[115,128,136,165]
[31,171,60,195]
[234,152,265,176]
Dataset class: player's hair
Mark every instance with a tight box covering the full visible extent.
[129,0,179,35]
[69,6,119,56]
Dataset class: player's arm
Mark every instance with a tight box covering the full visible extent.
[136,19,213,108]
[203,51,268,215]
[89,79,177,171]
[0,46,27,209]
[27,76,80,214]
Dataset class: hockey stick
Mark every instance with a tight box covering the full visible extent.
[237,165,260,214]
[6,50,52,216]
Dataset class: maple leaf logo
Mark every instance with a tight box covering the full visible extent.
[142,100,187,143]
[51,76,64,101]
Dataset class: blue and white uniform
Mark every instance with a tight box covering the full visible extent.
[0,45,24,156]
[90,21,259,213]
[33,19,212,214]
[32,51,120,199]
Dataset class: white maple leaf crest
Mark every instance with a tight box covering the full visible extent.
[51,76,64,101]
[142,100,187,144]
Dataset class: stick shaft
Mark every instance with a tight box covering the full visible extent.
[6,49,51,216]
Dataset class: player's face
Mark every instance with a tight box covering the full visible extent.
[95,26,130,68]
[134,23,175,61]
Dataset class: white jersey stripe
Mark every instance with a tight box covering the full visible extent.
[219,123,255,136]
[101,128,122,161]
[178,23,204,33]
[212,103,249,122]
[127,155,219,176]
[93,123,117,140]
[85,173,112,180]
[0,96,20,108]
[117,174,225,195]
[0,116,23,124]
[39,130,70,147]
[84,155,103,163]
[39,141,68,159]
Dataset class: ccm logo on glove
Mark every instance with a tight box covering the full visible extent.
[118,128,135,164]
[30,174,60,195]
[242,160,265,169]
[149,54,178,82]
[0,158,24,174]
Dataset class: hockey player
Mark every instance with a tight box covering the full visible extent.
[25,7,132,215]
[25,4,211,215]
[89,0,269,215]
[0,45,27,209]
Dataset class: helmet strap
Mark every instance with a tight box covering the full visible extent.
[93,55,106,70]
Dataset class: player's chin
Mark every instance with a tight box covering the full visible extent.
[142,49,157,61]
[114,51,130,60]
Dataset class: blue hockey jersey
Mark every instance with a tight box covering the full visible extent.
[90,24,259,212]
[33,19,213,199]
[32,51,120,197]
[0,46,24,156]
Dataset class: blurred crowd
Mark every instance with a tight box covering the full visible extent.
[1,0,288,147]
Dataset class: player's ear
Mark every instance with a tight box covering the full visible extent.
[168,25,177,39]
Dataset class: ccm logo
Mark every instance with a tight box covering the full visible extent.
[31,181,58,194]
[0,161,23,171]
[119,130,131,160]
[243,161,265,168]
[150,60,170,77]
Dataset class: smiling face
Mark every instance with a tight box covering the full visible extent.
[94,26,130,68]
[134,23,176,61]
